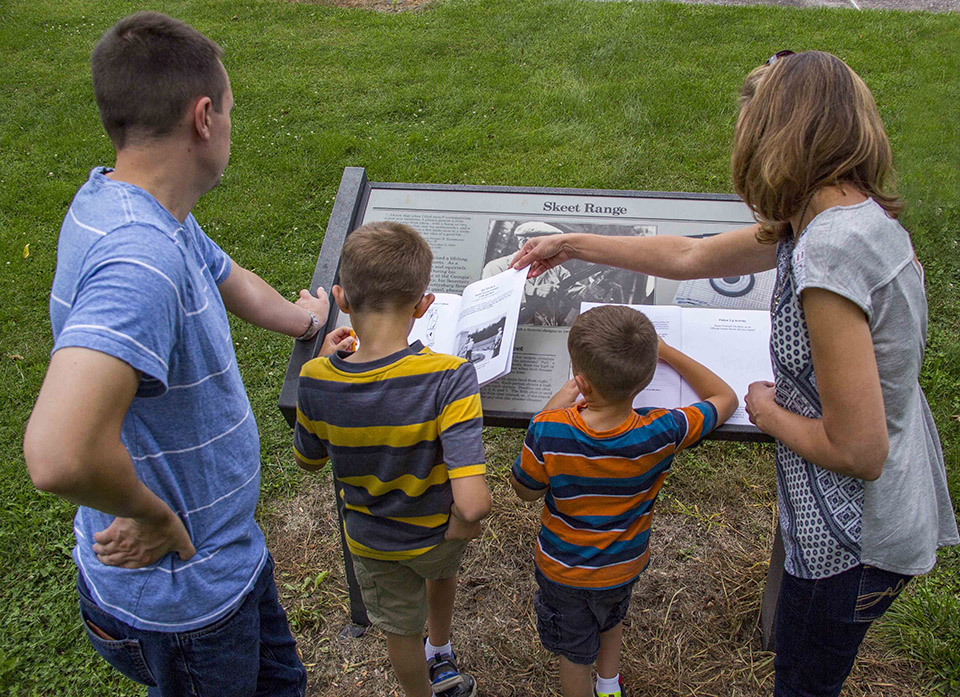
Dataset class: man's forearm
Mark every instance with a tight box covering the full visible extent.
[219,265,316,337]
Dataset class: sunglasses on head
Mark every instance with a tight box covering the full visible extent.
[767,50,795,65]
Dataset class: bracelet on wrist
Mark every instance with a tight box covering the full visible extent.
[296,310,320,341]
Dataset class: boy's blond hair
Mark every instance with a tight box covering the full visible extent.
[567,305,658,402]
[731,51,903,244]
[339,221,433,311]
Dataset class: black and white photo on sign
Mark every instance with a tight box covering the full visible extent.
[482,219,658,326]
[455,316,507,367]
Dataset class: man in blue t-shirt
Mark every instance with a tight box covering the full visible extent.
[22,12,349,696]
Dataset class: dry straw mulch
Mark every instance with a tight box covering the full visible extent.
[263,436,924,696]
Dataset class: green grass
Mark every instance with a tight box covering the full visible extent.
[1,0,958,694]
[881,547,960,696]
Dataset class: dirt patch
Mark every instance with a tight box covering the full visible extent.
[282,0,435,12]
[262,439,926,696]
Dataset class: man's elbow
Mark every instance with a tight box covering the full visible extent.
[24,437,80,496]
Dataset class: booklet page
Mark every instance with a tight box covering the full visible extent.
[408,293,462,353]
[452,268,527,386]
[677,308,772,426]
[480,327,571,412]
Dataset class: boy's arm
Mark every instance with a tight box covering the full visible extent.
[449,474,492,522]
[657,338,738,425]
[509,420,550,503]
[446,474,492,540]
[293,449,327,472]
[509,473,547,501]
[437,362,490,539]
[294,374,330,472]
[293,411,328,471]
[543,378,581,411]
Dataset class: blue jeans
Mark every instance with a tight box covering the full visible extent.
[774,564,910,697]
[77,554,306,697]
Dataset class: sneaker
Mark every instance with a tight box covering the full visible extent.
[595,675,626,697]
[436,671,477,697]
[427,652,464,693]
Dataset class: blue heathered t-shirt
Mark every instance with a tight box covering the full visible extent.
[51,168,266,632]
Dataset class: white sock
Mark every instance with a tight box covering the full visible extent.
[596,674,621,694]
[425,639,452,660]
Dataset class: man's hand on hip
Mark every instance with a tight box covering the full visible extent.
[93,503,196,568]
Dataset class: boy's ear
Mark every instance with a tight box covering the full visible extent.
[574,373,592,398]
[413,293,435,319]
[332,285,350,314]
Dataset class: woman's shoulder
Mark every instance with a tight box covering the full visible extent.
[800,199,910,253]
[791,199,917,314]
[795,200,911,276]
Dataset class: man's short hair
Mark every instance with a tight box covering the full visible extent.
[339,222,433,312]
[567,305,658,401]
[92,11,226,148]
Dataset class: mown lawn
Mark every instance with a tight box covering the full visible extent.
[1,0,957,694]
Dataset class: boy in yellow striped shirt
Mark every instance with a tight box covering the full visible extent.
[294,221,491,697]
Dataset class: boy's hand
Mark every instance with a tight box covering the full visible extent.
[445,514,483,541]
[544,378,581,410]
[318,326,355,357]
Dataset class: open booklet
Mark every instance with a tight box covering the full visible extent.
[408,268,527,386]
[581,303,773,427]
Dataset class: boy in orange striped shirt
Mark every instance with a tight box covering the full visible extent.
[510,305,737,697]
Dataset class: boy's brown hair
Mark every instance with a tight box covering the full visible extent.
[92,12,227,148]
[731,51,902,243]
[567,305,658,402]
[339,221,433,312]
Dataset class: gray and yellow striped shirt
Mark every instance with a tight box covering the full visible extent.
[295,341,485,560]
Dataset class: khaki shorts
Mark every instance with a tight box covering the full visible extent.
[351,539,468,636]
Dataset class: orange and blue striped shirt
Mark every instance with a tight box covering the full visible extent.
[512,402,717,589]
[295,342,485,561]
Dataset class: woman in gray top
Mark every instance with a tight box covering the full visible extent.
[512,50,958,696]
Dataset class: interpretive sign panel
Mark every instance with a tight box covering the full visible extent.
[280,167,775,441]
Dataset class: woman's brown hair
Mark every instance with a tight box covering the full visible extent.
[731,51,903,243]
